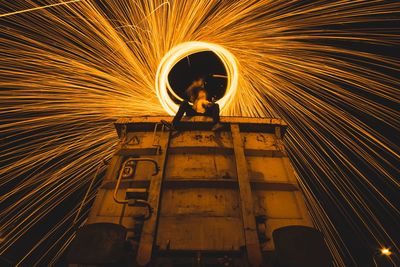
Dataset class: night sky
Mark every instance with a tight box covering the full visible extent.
[168,51,227,102]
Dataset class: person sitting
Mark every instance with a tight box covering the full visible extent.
[161,77,223,131]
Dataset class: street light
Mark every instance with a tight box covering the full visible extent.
[373,247,393,267]
[380,248,392,256]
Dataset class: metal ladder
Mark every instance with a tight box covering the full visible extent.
[113,157,159,220]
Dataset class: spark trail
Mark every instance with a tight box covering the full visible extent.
[0,1,399,265]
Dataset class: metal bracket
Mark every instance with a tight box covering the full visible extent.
[152,122,164,155]
[255,215,268,243]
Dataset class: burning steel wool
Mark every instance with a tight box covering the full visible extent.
[0,1,399,266]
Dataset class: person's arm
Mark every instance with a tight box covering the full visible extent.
[185,84,195,99]
[202,100,213,108]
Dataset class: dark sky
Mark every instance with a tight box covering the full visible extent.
[168,51,227,102]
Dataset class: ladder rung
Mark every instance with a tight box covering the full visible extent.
[126,188,148,200]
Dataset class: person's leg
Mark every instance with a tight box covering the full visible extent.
[211,103,220,124]
[172,101,192,126]
[206,103,223,131]
[185,106,197,117]
[161,101,192,131]
[205,103,220,123]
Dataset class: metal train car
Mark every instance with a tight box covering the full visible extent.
[66,116,332,267]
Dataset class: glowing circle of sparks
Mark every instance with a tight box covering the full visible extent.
[155,41,239,115]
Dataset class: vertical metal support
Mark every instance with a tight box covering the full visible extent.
[120,125,127,147]
[274,125,281,139]
[274,126,286,156]
[152,122,165,155]
[231,124,263,267]
[136,128,171,266]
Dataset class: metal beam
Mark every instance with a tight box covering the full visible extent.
[115,116,287,137]
[101,178,299,192]
[231,124,263,267]
[117,148,158,156]
[136,129,171,266]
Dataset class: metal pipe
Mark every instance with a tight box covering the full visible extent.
[113,157,159,204]
[132,199,153,220]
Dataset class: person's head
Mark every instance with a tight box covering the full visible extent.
[192,77,205,88]
[197,88,207,100]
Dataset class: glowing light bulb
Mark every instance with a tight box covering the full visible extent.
[380,248,392,256]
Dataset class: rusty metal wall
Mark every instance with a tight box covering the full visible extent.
[85,116,313,265]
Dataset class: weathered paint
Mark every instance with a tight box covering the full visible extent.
[86,116,313,266]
